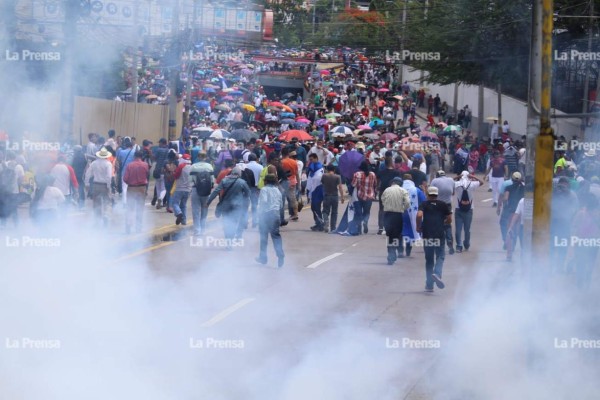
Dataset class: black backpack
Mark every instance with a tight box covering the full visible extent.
[241,168,256,189]
[458,183,472,211]
[194,171,213,197]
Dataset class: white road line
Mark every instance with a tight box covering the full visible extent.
[306,252,343,269]
[200,298,256,327]
[482,198,494,202]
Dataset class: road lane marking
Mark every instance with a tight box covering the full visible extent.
[306,252,343,269]
[482,198,493,202]
[114,241,175,263]
[201,298,256,327]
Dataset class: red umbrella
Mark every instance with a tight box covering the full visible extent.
[279,130,313,141]
[377,88,390,92]
[327,92,338,97]
[320,70,331,75]
[295,117,310,124]
[380,132,398,140]
[270,101,285,108]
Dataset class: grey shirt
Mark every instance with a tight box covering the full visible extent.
[431,176,455,204]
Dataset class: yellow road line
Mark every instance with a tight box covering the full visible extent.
[114,241,175,263]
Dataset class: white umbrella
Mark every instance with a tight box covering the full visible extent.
[331,125,353,136]
[210,129,230,139]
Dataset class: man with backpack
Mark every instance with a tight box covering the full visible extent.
[244,153,263,228]
[189,151,214,236]
[453,170,483,253]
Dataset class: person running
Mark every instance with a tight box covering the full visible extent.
[307,153,325,231]
[453,170,483,252]
[189,151,214,236]
[255,174,285,267]
[417,186,452,292]
[430,170,456,254]
[484,150,507,207]
[321,164,345,233]
[122,150,149,234]
[207,166,251,248]
[381,177,410,265]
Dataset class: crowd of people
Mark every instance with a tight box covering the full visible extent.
[1,47,598,290]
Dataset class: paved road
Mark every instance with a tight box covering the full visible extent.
[2,178,599,399]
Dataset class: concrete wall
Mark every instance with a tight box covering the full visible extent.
[402,66,583,140]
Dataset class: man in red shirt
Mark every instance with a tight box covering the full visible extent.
[281,148,299,220]
[123,151,149,233]
[352,160,377,234]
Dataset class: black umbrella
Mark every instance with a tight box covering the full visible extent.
[230,129,258,141]
[230,121,248,129]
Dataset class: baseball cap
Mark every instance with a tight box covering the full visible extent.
[356,142,365,150]
[427,186,439,196]
[512,171,522,180]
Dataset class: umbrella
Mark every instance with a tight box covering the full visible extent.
[443,125,461,132]
[289,103,307,110]
[369,119,383,128]
[221,95,234,101]
[282,92,295,99]
[192,127,213,139]
[295,117,310,124]
[341,123,355,129]
[357,125,371,130]
[242,104,256,112]
[230,121,248,129]
[331,126,353,136]
[338,150,365,181]
[377,88,390,92]
[139,90,151,95]
[230,90,243,96]
[355,83,366,88]
[195,100,210,109]
[393,95,404,101]
[331,131,349,138]
[316,119,328,126]
[327,92,338,97]
[281,118,295,125]
[230,129,258,141]
[320,70,331,75]
[362,133,381,140]
[420,131,439,140]
[280,105,294,113]
[145,94,158,100]
[210,129,230,139]
[293,121,309,128]
[203,87,216,93]
[270,101,286,108]
[380,133,398,140]
[214,104,230,112]
[279,130,313,141]
[222,88,234,93]
[437,122,448,128]
[325,113,341,118]
[281,112,296,118]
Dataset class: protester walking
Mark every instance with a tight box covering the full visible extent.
[123,150,149,234]
[84,147,113,227]
[255,174,285,267]
[454,171,483,252]
[190,152,214,236]
[381,177,410,265]
[417,186,452,292]
[172,154,192,226]
[307,153,325,231]
[321,164,344,233]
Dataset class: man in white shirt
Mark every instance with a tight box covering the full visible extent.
[85,147,113,226]
[453,171,483,252]
[307,140,333,165]
[506,197,525,262]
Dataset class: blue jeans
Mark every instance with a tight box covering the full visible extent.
[424,238,445,289]
[171,191,189,223]
[355,199,372,230]
[454,208,473,249]
[258,211,284,261]
[322,195,339,231]
[191,191,209,234]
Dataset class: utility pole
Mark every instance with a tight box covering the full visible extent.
[398,0,407,85]
[531,0,555,276]
[131,0,140,103]
[312,0,317,35]
[59,0,77,143]
[580,0,594,139]
[453,83,459,118]
[168,0,180,141]
[497,83,502,127]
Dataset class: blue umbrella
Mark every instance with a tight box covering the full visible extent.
[230,90,243,96]
[203,87,215,93]
[369,119,383,128]
[195,100,210,108]
[281,112,296,118]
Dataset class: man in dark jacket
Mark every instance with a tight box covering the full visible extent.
[207,166,250,247]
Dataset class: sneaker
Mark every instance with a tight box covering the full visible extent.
[339,231,352,236]
[492,202,497,207]
[175,213,183,225]
[488,188,492,192]
[310,225,324,232]
[387,257,396,265]
[456,246,463,253]
[448,248,455,255]
[329,230,338,234]
[278,256,284,268]
[290,216,299,221]
[363,224,368,234]
[431,274,445,289]
[280,220,289,227]
[255,257,267,265]
[151,199,157,206]
[323,227,329,233]
[377,229,384,235]
[425,286,434,292]
[156,200,162,210]
[464,246,469,251]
